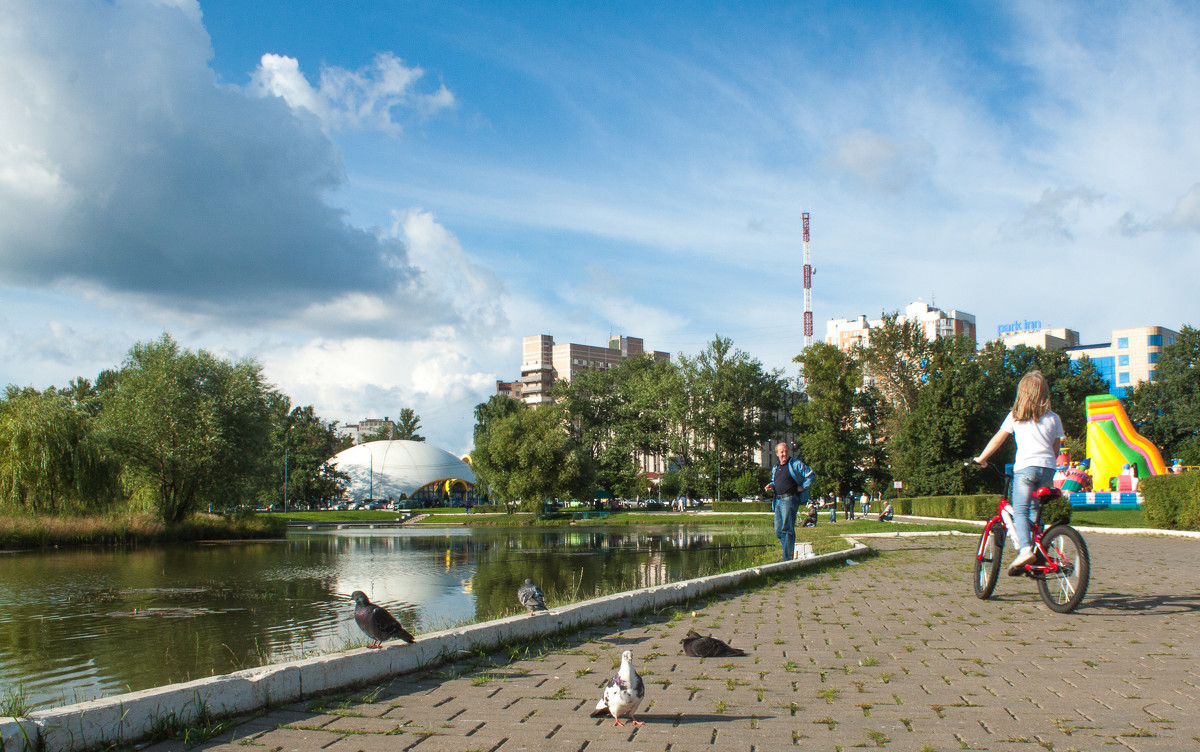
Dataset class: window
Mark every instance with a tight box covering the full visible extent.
[1148,334,1162,347]
[1149,352,1159,364]
[1118,372,1130,384]
[1149,370,1156,381]
[1117,337,1129,348]
[1118,354,1129,366]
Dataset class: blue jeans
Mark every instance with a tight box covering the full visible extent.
[773,495,801,560]
[1011,466,1055,550]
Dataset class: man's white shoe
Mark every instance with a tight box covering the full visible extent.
[1007,547,1035,576]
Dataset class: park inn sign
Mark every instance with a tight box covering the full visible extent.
[996,319,1042,337]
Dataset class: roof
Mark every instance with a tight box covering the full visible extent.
[330,440,475,499]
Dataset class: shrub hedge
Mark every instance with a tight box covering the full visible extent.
[1140,473,1200,530]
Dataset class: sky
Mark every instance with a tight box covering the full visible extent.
[1,0,1198,454]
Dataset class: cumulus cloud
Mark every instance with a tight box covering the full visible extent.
[821,128,935,195]
[249,52,455,134]
[0,0,462,336]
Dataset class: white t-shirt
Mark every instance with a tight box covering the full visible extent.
[1000,410,1065,471]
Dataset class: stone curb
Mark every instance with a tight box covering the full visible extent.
[0,542,868,752]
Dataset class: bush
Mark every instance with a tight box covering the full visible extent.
[1141,473,1200,530]
[905,494,1000,521]
[712,500,773,513]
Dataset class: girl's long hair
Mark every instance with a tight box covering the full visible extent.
[1012,370,1051,421]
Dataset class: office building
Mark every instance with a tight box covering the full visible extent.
[1066,326,1178,397]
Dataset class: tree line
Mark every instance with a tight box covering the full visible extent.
[471,322,1199,506]
[0,334,426,522]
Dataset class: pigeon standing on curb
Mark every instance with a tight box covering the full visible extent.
[517,579,548,614]
[351,590,415,648]
[680,629,746,657]
[590,650,645,726]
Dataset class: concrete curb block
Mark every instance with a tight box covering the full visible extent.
[6,543,867,752]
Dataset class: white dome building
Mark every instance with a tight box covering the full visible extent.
[330,440,475,504]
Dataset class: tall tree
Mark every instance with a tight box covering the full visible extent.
[1127,325,1200,463]
[99,334,272,522]
[678,336,785,500]
[267,397,350,510]
[792,342,866,497]
[854,313,932,414]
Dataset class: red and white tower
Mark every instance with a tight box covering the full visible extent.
[802,212,813,350]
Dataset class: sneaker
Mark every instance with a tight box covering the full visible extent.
[1007,547,1035,576]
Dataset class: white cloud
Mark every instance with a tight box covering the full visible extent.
[821,128,935,195]
[250,52,455,134]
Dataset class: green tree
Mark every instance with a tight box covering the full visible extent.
[792,342,866,497]
[854,313,932,414]
[392,408,424,441]
[267,398,350,510]
[470,399,586,516]
[99,334,272,523]
[678,336,785,500]
[1127,325,1200,463]
[0,385,118,513]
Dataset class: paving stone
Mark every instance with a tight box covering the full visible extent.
[166,533,1200,752]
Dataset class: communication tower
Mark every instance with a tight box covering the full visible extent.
[802,212,813,350]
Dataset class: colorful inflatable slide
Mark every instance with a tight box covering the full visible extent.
[1085,394,1167,490]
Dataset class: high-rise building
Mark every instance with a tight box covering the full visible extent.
[510,334,670,407]
[1065,326,1178,397]
[825,300,977,352]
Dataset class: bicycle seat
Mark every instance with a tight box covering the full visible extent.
[1033,486,1062,502]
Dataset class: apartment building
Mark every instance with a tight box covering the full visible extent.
[994,324,1081,351]
[509,334,671,407]
[825,300,977,352]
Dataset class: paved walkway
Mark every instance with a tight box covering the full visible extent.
[153,533,1200,752]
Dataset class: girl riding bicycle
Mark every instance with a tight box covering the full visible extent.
[974,370,1065,576]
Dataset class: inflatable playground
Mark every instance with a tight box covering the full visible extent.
[1060,394,1170,509]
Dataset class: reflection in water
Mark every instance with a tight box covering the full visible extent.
[0,524,773,709]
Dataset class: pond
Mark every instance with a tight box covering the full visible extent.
[0,524,775,710]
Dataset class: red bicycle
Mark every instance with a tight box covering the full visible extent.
[970,462,1090,613]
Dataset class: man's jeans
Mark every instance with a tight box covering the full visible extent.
[773,494,801,560]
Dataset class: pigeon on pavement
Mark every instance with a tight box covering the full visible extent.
[589,650,645,726]
[351,590,415,648]
[680,629,747,657]
[517,579,548,614]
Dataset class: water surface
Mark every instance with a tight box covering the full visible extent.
[0,524,773,709]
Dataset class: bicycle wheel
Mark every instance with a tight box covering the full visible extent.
[973,524,1004,599]
[1037,525,1090,613]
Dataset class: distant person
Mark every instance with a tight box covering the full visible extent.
[828,494,837,522]
[878,500,894,522]
[802,501,819,527]
[861,492,871,517]
[764,442,816,561]
[974,370,1065,576]
[843,494,855,520]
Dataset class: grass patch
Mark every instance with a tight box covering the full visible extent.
[0,512,286,549]
[1070,508,1148,528]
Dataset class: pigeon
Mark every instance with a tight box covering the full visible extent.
[680,630,746,657]
[517,578,548,614]
[590,650,645,726]
[351,590,415,648]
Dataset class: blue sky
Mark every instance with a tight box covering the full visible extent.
[2,0,1198,453]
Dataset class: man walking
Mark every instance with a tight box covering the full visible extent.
[764,442,816,561]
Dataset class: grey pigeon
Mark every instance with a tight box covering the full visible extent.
[351,590,415,648]
[589,650,645,726]
[681,629,746,657]
[517,578,547,614]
